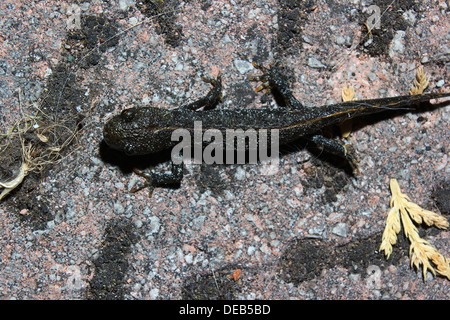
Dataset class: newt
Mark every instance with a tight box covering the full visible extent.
[103,63,450,194]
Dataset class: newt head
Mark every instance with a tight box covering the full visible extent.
[103,107,175,155]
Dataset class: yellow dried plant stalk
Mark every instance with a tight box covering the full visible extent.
[379,206,401,259]
[380,179,450,280]
[410,66,429,95]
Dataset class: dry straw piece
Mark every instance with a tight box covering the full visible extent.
[341,86,355,102]
[380,179,450,280]
[340,86,356,138]
[0,94,92,201]
[410,66,430,95]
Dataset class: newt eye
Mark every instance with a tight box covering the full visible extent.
[120,108,136,122]
[124,142,136,155]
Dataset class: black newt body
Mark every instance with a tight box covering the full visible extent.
[103,63,450,194]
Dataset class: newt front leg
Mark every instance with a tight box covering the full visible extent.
[131,162,184,197]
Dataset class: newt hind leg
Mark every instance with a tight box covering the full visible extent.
[249,62,306,112]
[308,135,359,174]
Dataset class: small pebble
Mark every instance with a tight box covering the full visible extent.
[307,57,326,69]
[436,79,445,88]
[234,59,254,74]
[332,222,349,237]
[421,55,430,64]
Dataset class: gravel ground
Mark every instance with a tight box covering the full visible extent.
[0,0,449,300]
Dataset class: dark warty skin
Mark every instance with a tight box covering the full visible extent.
[103,63,450,194]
